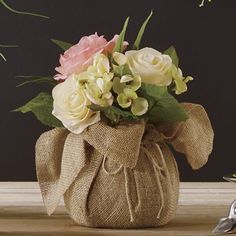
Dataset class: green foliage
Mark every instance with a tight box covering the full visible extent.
[138,83,188,124]
[0,0,49,19]
[14,92,63,127]
[89,104,139,125]
[51,39,73,51]
[113,17,129,53]
[164,45,179,67]
[113,64,133,77]
[16,75,57,87]
[133,11,153,50]
[140,83,167,98]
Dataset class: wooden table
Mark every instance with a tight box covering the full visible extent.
[0,182,236,235]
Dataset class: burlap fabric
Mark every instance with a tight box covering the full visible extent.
[35,103,214,228]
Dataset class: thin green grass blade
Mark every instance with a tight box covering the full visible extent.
[0,0,49,19]
[15,75,56,87]
[113,17,130,53]
[51,39,72,51]
[133,11,153,50]
[0,44,18,48]
[0,52,6,61]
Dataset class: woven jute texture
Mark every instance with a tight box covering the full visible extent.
[35,103,214,228]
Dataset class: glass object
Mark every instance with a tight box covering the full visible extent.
[212,174,236,234]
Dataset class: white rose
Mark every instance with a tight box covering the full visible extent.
[52,74,100,134]
[125,47,173,86]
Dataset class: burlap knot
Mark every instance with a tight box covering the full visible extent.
[35,103,214,228]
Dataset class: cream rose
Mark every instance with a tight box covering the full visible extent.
[125,47,173,86]
[52,74,100,134]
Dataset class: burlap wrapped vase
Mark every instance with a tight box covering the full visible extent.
[35,103,214,228]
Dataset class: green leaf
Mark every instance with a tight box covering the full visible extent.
[147,98,188,124]
[113,64,133,77]
[0,52,6,61]
[133,11,153,50]
[164,45,179,67]
[139,83,168,99]
[14,92,63,128]
[0,0,49,19]
[89,104,138,124]
[16,75,57,87]
[139,83,188,124]
[51,39,73,51]
[113,17,129,53]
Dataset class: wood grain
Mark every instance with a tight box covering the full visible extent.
[1,182,235,206]
[0,182,235,235]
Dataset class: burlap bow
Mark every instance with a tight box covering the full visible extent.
[35,103,214,219]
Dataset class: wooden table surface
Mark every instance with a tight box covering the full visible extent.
[0,182,236,236]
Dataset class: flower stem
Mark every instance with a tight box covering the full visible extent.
[0,52,6,61]
[0,0,49,19]
[0,44,18,48]
[199,0,212,7]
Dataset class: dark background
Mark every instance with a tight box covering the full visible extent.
[0,0,235,181]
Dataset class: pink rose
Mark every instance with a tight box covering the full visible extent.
[54,33,127,80]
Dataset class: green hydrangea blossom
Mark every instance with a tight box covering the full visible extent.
[117,88,148,116]
[170,65,193,95]
[76,53,114,107]
[113,75,141,94]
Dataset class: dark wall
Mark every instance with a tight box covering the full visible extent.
[0,0,235,181]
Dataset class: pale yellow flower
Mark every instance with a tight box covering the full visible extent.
[117,88,148,116]
[52,74,100,134]
[113,75,141,94]
[76,53,114,106]
[131,97,149,116]
[125,47,172,86]
[117,88,138,108]
[171,65,193,95]
[112,52,127,65]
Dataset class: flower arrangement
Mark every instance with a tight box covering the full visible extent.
[15,12,193,134]
[16,12,213,228]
